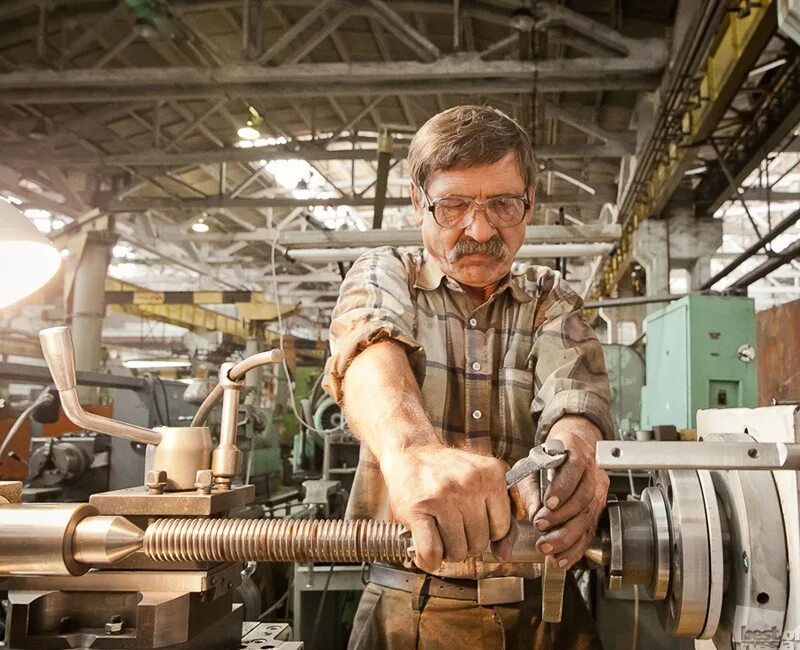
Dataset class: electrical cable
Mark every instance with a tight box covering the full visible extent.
[258,577,294,620]
[155,375,171,426]
[143,373,167,426]
[0,388,54,463]
[631,584,639,650]
[309,563,335,650]
[269,229,344,436]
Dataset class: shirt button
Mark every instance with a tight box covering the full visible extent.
[471,362,481,371]
[472,410,482,420]
[469,318,477,327]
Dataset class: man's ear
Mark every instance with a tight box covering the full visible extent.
[410,182,424,225]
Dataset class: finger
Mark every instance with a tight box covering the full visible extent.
[486,487,513,543]
[410,515,443,573]
[533,472,595,531]
[436,510,469,563]
[554,529,596,569]
[514,472,541,521]
[536,507,595,556]
[543,452,586,511]
[490,519,519,562]
[461,504,491,557]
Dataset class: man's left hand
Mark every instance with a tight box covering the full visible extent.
[530,416,609,569]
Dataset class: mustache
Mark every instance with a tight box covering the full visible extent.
[447,236,509,263]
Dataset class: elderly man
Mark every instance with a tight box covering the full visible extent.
[323,105,612,649]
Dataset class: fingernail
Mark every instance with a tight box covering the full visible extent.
[546,496,559,510]
[534,519,549,532]
[558,558,568,568]
[540,543,553,554]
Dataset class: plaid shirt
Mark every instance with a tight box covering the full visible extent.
[323,246,612,578]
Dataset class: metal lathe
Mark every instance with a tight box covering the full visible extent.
[0,326,797,649]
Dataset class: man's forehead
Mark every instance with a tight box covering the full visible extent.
[426,153,526,192]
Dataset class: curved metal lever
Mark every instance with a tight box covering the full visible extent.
[39,327,162,446]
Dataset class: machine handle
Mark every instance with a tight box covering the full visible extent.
[38,326,162,446]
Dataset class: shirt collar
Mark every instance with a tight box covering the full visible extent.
[413,251,532,304]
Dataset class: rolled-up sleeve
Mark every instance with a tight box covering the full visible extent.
[529,272,613,442]
[322,247,426,405]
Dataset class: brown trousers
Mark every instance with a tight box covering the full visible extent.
[348,574,602,649]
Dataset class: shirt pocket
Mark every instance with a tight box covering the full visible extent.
[499,350,535,458]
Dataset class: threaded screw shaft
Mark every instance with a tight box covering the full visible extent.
[143,517,413,565]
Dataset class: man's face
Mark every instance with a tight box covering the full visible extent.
[412,152,531,289]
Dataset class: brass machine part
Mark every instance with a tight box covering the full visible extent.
[39,326,161,446]
[144,517,414,564]
[211,361,243,489]
[142,517,601,566]
[191,349,284,427]
[39,325,214,490]
[0,504,142,576]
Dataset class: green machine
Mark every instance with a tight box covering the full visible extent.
[641,295,757,430]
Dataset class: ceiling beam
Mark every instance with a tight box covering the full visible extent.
[2,142,633,168]
[161,223,622,246]
[108,189,617,212]
[0,58,665,104]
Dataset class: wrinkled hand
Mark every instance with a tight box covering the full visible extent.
[381,445,514,573]
[513,416,609,569]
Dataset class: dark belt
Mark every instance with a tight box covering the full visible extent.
[367,563,526,606]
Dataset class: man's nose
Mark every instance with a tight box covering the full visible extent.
[463,207,496,243]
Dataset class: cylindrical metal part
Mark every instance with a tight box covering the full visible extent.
[144,517,413,564]
[191,384,223,427]
[0,503,97,576]
[142,518,584,566]
[211,362,243,487]
[73,515,145,565]
[229,349,284,382]
[618,499,655,587]
[148,426,213,490]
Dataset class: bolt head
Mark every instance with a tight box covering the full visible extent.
[195,469,213,487]
[145,470,167,487]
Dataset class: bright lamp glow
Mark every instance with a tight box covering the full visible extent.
[0,201,61,308]
[237,125,261,140]
[123,359,192,370]
[191,218,210,233]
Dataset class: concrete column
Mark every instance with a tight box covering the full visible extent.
[633,210,722,297]
[71,232,114,401]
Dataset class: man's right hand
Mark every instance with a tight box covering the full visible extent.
[380,444,514,573]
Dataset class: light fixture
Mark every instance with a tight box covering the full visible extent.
[123,358,192,370]
[0,201,62,309]
[237,125,261,140]
[237,105,264,140]
[191,217,210,233]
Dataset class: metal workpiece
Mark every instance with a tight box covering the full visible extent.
[38,326,162,446]
[72,515,145,565]
[141,517,570,567]
[0,503,98,576]
[596,440,800,471]
[144,517,414,564]
[147,426,213,491]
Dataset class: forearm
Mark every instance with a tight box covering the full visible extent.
[342,340,441,461]
[548,415,603,444]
